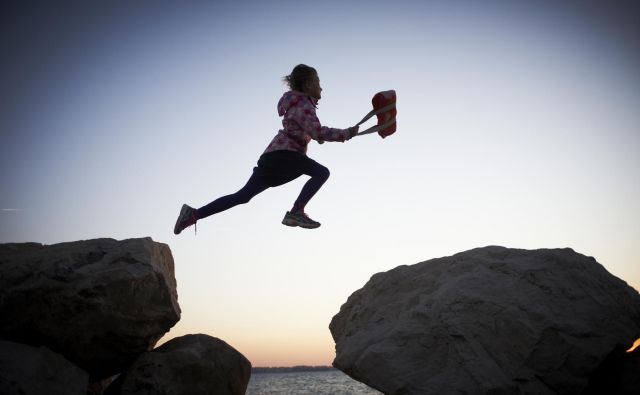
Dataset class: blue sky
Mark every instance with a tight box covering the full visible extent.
[2,0,639,366]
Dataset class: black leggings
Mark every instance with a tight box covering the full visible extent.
[197,153,330,219]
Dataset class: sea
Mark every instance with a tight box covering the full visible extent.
[246,369,383,395]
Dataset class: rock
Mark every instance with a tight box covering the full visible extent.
[618,349,640,393]
[583,346,640,394]
[107,334,251,395]
[0,238,181,380]
[330,246,640,395]
[88,376,118,395]
[0,339,89,395]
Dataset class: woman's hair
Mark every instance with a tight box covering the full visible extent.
[283,64,317,92]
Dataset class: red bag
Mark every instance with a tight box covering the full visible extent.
[355,90,397,138]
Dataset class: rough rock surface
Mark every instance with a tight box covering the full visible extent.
[88,377,117,395]
[107,334,251,395]
[0,339,89,395]
[330,246,640,395]
[0,238,180,380]
[583,346,640,394]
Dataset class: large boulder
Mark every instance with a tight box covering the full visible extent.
[0,237,180,380]
[330,246,640,395]
[107,334,251,395]
[583,346,640,394]
[0,339,89,395]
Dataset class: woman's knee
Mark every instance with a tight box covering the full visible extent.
[229,188,254,205]
[317,165,330,181]
[237,194,252,204]
[234,179,268,205]
[235,190,258,204]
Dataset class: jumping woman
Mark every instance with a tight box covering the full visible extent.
[173,64,359,234]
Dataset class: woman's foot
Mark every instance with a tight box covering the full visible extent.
[174,204,198,234]
[282,211,321,229]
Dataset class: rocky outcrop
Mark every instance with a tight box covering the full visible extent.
[107,334,252,395]
[583,346,640,394]
[330,246,640,395]
[0,238,181,380]
[0,339,89,395]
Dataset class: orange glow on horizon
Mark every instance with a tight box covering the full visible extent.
[627,338,640,353]
[157,325,336,367]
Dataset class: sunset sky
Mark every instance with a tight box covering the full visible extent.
[2,1,639,367]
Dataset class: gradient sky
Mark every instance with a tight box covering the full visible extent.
[2,1,639,367]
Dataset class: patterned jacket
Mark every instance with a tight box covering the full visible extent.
[264,91,350,154]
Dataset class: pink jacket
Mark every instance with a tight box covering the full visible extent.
[264,91,351,154]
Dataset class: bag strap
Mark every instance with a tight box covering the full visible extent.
[355,102,396,126]
[356,117,396,136]
[354,102,396,136]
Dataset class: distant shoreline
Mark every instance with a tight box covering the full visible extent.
[252,366,335,374]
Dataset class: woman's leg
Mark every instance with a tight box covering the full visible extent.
[197,173,270,220]
[291,158,330,213]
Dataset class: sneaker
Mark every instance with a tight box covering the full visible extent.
[282,211,321,229]
[174,204,198,235]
